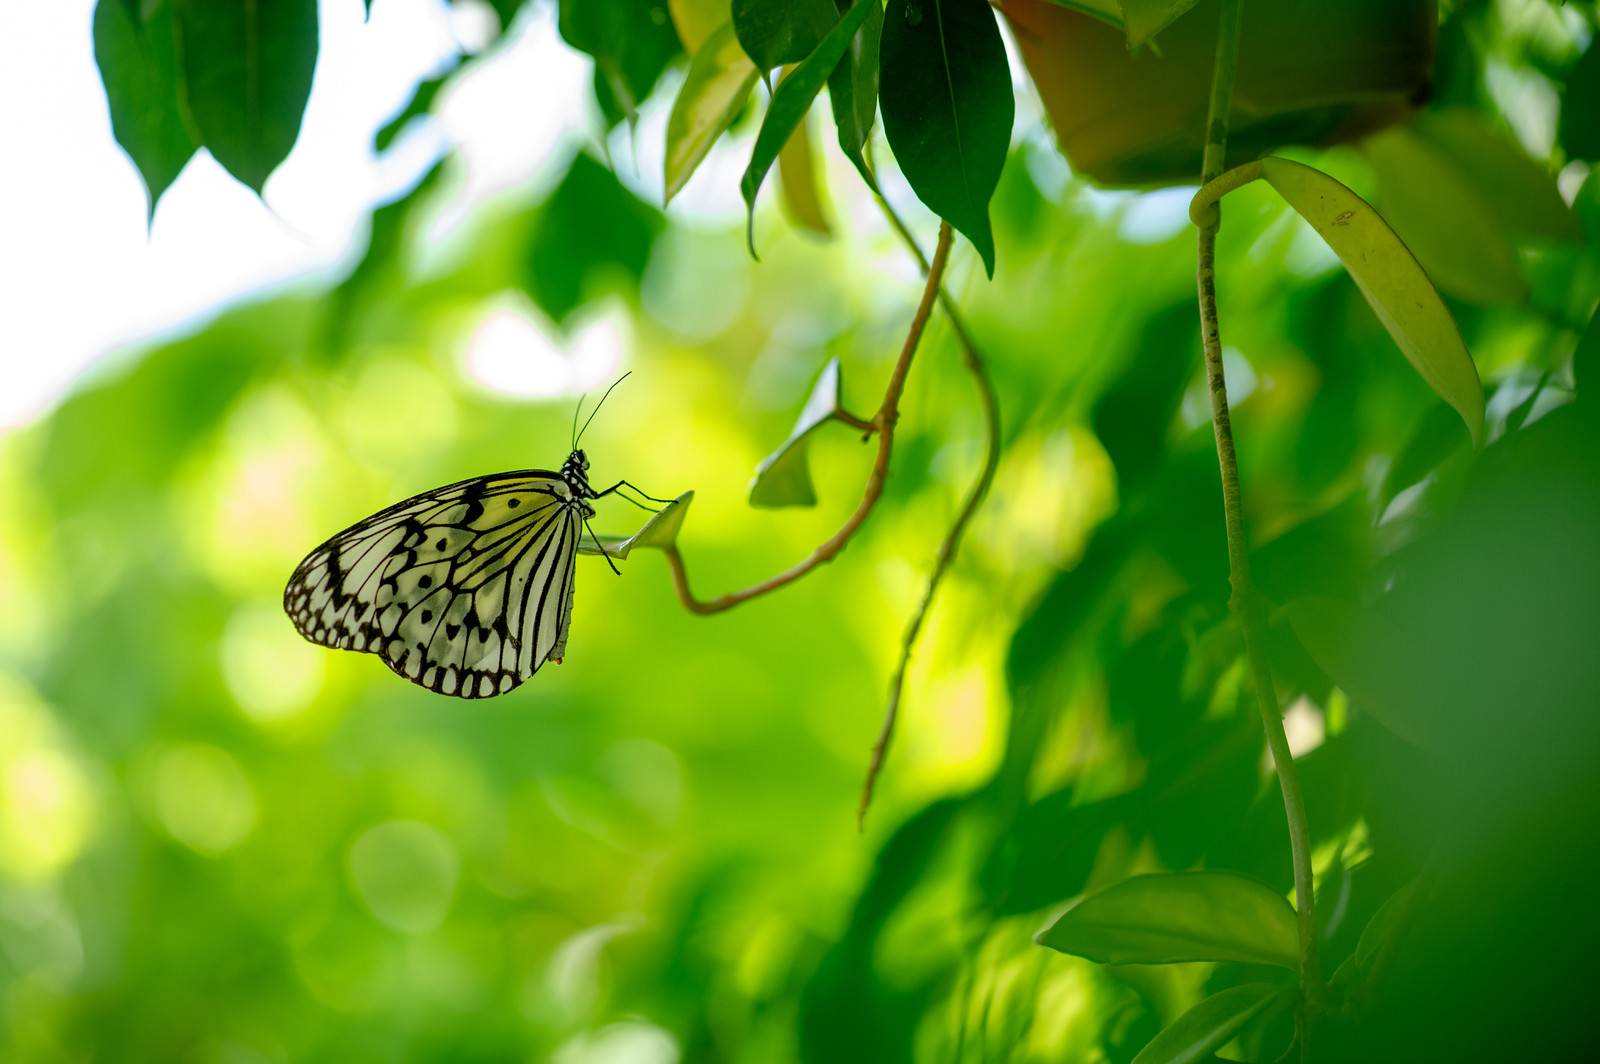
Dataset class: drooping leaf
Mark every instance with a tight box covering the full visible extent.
[1362,125,1526,305]
[828,0,883,189]
[374,73,451,152]
[1559,40,1600,163]
[731,0,838,71]
[669,0,732,53]
[1119,0,1202,49]
[1284,597,1436,748]
[1035,870,1300,969]
[93,0,198,217]
[739,0,876,257]
[664,20,759,204]
[1261,156,1485,446]
[1412,109,1583,243]
[880,0,1013,277]
[750,358,848,507]
[1130,983,1295,1064]
[173,0,319,194]
[778,109,833,235]
[579,492,694,558]
[557,0,683,127]
[526,153,665,324]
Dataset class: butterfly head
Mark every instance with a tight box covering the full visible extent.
[561,449,593,495]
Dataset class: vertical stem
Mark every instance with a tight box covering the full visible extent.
[1194,0,1324,1016]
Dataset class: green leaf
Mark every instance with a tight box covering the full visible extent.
[1119,0,1202,49]
[750,358,847,507]
[1330,878,1419,990]
[1034,871,1300,969]
[1362,125,1527,305]
[527,153,665,324]
[1130,983,1295,1064]
[880,0,1013,278]
[375,73,450,153]
[664,21,759,204]
[1559,40,1600,163]
[828,0,883,190]
[578,492,694,559]
[1261,156,1485,446]
[731,0,838,71]
[1284,597,1436,749]
[173,0,319,194]
[739,0,875,257]
[94,0,198,217]
[557,0,683,127]
[669,0,732,54]
[1412,109,1583,243]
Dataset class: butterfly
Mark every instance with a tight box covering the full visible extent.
[283,380,664,698]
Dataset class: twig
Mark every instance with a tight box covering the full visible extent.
[663,222,956,614]
[857,198,1003,828]
[1192,0,1324,1022]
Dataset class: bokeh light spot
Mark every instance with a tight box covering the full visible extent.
[347,820,460,935]
[151,744,258,855]
[222,600,326,723]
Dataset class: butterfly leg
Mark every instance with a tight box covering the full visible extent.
[583,515,623,576]
[592,480,674,509]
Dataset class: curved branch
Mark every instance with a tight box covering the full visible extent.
[663,222,956,615]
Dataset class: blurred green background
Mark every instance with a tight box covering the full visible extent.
[3,1,1600,1061]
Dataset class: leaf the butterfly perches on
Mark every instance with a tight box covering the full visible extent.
[284,448,647,698]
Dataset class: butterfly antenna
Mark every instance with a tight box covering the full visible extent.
[574,371,632,447]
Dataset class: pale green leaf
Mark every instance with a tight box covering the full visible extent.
[1119,0,1201,49]
[1131,983,1294,1064]
[664,20,759,204]
[750,358,845,508]
[1035,870,1300,969]
[578,492,694,559]
[1261,156,1485,446]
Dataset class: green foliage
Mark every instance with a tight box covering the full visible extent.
[92,0,195,215]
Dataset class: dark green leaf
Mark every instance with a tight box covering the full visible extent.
[1576,300,1599,400]
[1559,40,1600,163]
[739,0,876,257]
[173,0,319,194]
[94,0,198,216]
[1130,983,1294,1064]
[1035,871,1300,969]
[1330,877,1419,990]
[750,358,847,507]
[1285,597,1436,749]
[557,0,683,126]
[828,0,883,189]
[374,73,450,152]
[527,153,665,324]
[880,0,1012,277]
[732,0,838,70]
[1412,108,1582,243]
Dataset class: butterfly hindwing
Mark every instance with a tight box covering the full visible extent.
[284,470,587,698]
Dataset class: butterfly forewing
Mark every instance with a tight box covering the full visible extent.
[284,470,587,698]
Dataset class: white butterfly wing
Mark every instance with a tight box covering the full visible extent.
[284,471,585,698]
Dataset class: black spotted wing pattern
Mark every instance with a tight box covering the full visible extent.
[284,470,587,698]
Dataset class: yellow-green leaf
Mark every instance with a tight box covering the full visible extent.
[664,20,760,204]
[668,0,730,54]
[778,103,832,236]
[750,357,846,508]
[1261,156,1485,446]
[1035,870,1300,969]
[1120,0,1201,49]
[578,492,694,559]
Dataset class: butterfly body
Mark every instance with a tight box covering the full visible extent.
[285,448,607,698]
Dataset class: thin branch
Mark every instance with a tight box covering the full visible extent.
[1193,0,1324,1022]
[858,198,1003,828]
[663,223,956,614]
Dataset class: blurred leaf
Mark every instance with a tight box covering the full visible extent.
[374,72,450,152]
[778,108,833,235]
[527,152,665,323]
[1378,401,1472,512]
[557,0,682,126]
[1330,876,1419,990]
[669,0,731,53]
[1035,871,1300,969]
[664,20,760,203]
[93,0,197,216]
[1577,301,1600,400]
[173,0,318,193]
[1262,156,1486,446]
[1130,983,1295,1064]
[827,0,882,189]
[732,0,837,69]
[579,492,694,558]
[1285,597,1436,749]
[982,791,1131,915]
[880,0,1013,277]
[1559,40,1600,163]
[1120,0,1201,49]
[750,357,848,507]
[1412,109,1583,243]
[1362,125,1526,305]
[739,0,874,256]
